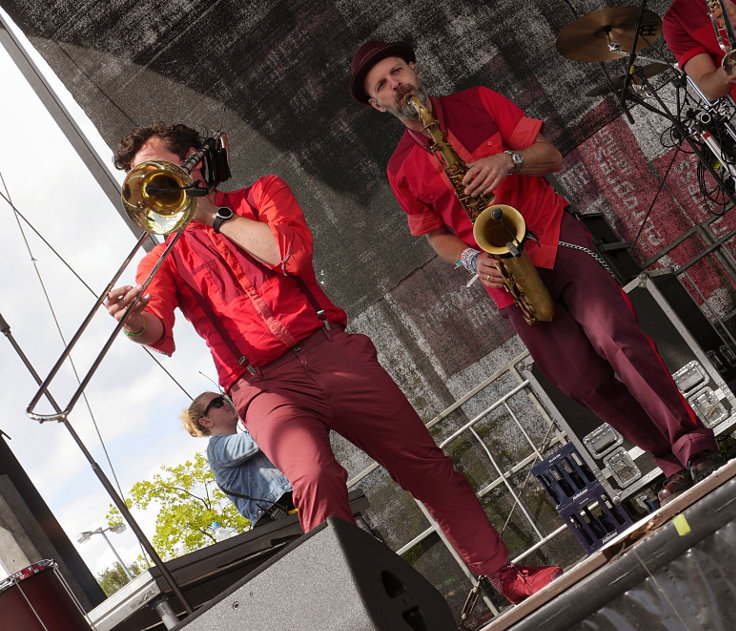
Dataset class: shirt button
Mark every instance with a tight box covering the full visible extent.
[292,344,301,352]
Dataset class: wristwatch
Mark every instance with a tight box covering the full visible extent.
[504,150,524,175]
[213,207,235,233]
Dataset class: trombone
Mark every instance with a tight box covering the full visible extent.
[26,132,228,422]
[707,0,736,76]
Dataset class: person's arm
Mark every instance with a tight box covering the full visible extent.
[209,432,260,467]
[191,193,282,266]
[194,176,314,276]
[104,245,177,350]
[426,227,505,289]
[104,286,165,346]
[462,133,563,197]
[683,52,736,100]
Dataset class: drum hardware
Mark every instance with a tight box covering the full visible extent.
[555,6,662,63]
[585,62,671,97]
[557,3,736,213]
[557,2,660,123]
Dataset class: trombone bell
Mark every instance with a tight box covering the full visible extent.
[122,159,196,235]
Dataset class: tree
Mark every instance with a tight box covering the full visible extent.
[97,561,145,596]
[107,451,249,560]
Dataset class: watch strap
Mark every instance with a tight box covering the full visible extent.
[213,207,234,233]
[504,150,524,175]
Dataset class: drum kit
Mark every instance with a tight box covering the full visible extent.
[555,3,736,209]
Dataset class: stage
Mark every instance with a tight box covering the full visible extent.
[477,458,736,631]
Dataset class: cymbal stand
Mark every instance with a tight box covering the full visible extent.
[614,56,736,210]
[618,0,649,123]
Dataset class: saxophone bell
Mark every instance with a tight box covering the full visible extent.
[474,205,555,324]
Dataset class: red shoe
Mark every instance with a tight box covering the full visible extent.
[487,563,563,604]
[657,469,692,506]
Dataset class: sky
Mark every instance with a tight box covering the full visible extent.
[0,9,222,580]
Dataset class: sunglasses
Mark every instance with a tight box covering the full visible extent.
[203,395,227,417]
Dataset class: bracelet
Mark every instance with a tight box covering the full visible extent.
[459,248,482,274]
[123,315,147,337]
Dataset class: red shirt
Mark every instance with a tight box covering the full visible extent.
[137,175,347,389]
[387,87,567,308]
[663,0,736,99]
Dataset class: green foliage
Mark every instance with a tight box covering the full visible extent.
[97,561,145,596]
[107,451,250,561]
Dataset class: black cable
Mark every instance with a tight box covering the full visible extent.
[632,147,680,248]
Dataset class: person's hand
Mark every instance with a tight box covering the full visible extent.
[104,285,150,330]
[712,1,736,30]
[476,253,506,289]
[190,192,219,226]
[462,153,514,198]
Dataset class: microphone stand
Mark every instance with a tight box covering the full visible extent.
[0,311,194,627]
[618,0,648,121]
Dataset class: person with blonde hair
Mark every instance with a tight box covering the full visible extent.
[182,391,294,527]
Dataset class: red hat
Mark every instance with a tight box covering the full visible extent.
[349,40,415,104]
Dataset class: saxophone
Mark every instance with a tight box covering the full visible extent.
[405,94,554,325]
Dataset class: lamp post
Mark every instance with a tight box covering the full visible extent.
[78,523,134,580]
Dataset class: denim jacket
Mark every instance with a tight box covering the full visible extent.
[207,431,292,525]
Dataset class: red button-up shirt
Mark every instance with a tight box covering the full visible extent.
[137,175,347,389]
[387,87,567,308]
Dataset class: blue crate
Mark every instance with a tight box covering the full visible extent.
[558,484,635,554]
[532,443,597,508]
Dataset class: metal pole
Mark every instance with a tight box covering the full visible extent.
[0,311,194,618]
[0,10,156,251]
[98,529,134,581]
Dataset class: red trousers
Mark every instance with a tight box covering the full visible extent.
[502,213,716,477]
[230,326,509,575]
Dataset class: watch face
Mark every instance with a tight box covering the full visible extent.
[217,207,234,219]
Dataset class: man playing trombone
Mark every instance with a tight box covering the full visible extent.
[664,0,736,100]
[104,122,562,605]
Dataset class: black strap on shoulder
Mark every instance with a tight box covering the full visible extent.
[168,239,254,374]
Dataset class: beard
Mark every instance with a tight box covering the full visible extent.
[377,81,429,120]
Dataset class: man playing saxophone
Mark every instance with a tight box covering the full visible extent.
[664,0,736,100]
[350,40,725,510]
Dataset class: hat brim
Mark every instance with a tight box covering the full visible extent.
[350,42,415,104]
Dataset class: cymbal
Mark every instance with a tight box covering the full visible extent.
[585,62,672,96]
[556,7,662,62]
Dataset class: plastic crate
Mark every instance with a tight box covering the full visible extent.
[532,443,598,508]
[558,484,635,554]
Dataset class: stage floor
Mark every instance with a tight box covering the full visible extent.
[479,458,736,631]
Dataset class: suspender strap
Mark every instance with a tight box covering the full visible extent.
[167,230,331,374]
[294,277,330,329]
[169,243,255,375]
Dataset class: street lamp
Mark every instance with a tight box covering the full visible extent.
[78,523,134,580]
